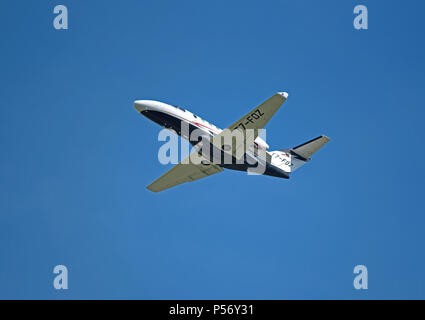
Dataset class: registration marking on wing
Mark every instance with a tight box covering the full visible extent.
[232,109,265,131]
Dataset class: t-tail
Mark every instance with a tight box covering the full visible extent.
[269,135,330,174]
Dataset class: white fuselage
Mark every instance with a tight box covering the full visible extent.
[134,100,290,179]
[134,100,269,150]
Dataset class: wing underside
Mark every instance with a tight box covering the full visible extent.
[147,154,223,192]
[210,92,288,159]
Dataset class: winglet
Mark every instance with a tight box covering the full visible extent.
[277,92,289,99]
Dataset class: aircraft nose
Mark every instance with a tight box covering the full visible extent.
[134,100,149,112]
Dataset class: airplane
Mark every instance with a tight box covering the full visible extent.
[134,92,330,192]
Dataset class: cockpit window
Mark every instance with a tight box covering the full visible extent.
[173,105,186,112]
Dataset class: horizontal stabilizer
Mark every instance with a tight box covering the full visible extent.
[291,135,330,160]
[269,135,330,173]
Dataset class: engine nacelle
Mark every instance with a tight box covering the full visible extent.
[254,136,269,151]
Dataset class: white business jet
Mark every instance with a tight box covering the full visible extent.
[134,92,330,192]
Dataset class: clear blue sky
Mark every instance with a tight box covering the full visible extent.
[1,0,425,299]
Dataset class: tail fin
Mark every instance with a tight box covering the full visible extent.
[269,135,330,173]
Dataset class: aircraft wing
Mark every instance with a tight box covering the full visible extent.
[210,92,288,159]
[146,154,223,192]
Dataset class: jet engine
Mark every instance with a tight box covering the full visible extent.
[254,136,269,151]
